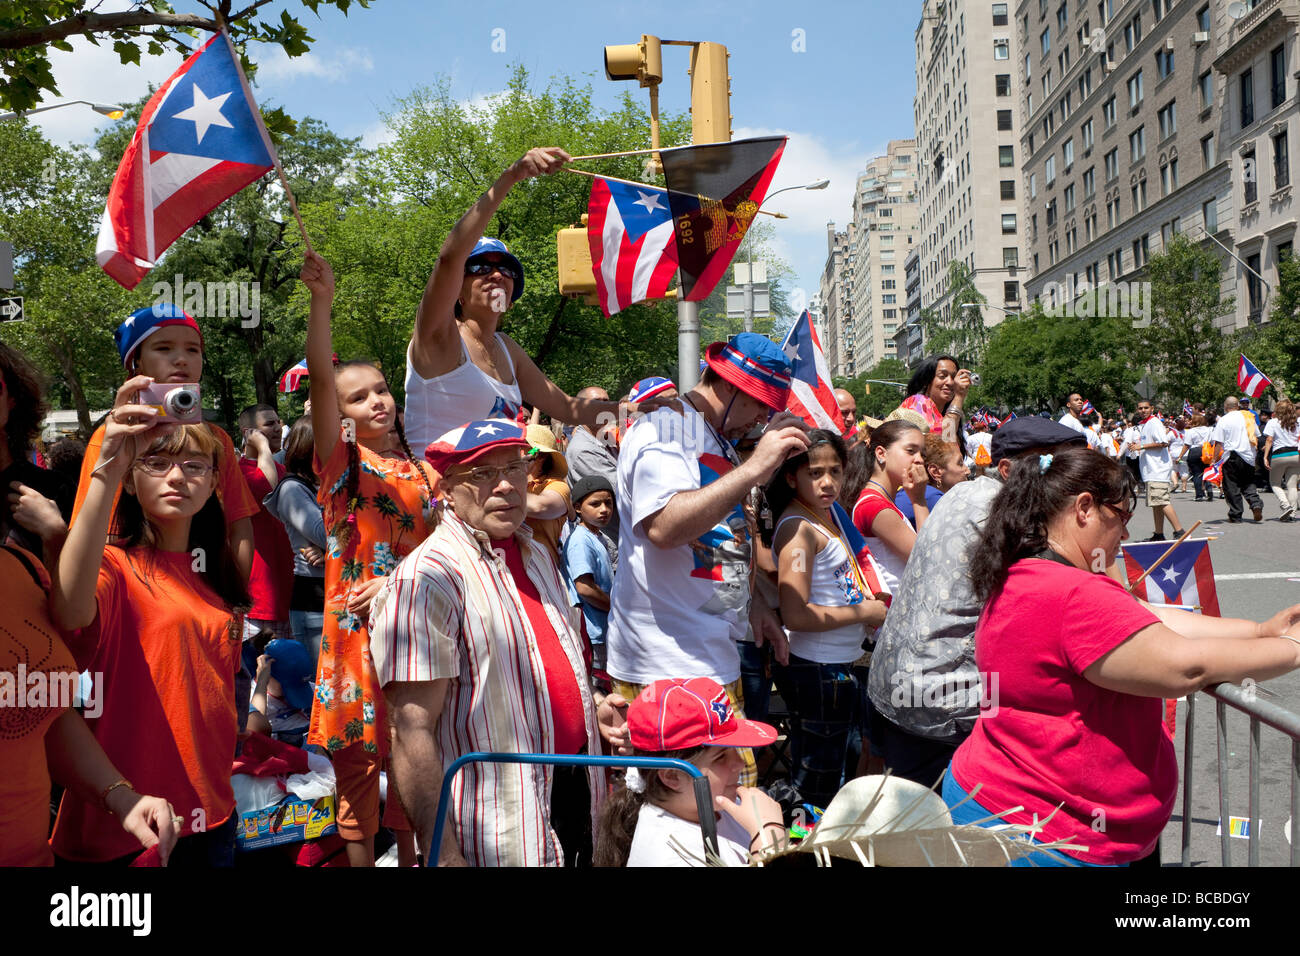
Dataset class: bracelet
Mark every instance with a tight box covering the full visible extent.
[749,821,786,849]
[100,778,135,814]
[1278,632,1300,646]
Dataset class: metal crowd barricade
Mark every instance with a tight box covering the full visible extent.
[428,752,719,866]
[1180,683,1300,867]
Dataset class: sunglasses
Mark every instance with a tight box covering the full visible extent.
[465,260,522,283]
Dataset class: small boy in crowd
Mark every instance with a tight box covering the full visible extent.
[564,476,617,681]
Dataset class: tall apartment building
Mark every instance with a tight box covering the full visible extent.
[915,0,1029,332]
[1213,0,1297,326]
[848,141,920,369]
[1019,0,1235,325]
[820,224,855,378]
[896,247,926,366]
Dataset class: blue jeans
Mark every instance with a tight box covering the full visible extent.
[736,640,771,724]
[290,609,325,673]
[941,767,1122,868]
[771,654,860,809]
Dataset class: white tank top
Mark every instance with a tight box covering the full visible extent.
[404,332,523,452]
[774,513,871,664]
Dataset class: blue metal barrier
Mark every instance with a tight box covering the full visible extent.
[1180,683,1300,866]
[428,752,720,866]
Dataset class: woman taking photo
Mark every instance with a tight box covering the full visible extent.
[898,354,973,444]
[943,446,1300,866]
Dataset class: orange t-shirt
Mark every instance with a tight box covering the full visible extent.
[51,547,242,862]
[71,421,259,534]
[0,546,80,867]
[526,475,571,565]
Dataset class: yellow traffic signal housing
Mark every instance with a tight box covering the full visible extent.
[687,41,731,144]
[557,217,597,299]
[863,384,871,395]
[604,35,663,87]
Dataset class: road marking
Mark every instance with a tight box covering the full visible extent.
[1214,572,1300,581]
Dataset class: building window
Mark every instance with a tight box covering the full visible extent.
[882,295,897,304]
[1128,70,1144,109]
[993,2,1009,25]
[1197,4,1210,32]
[1131,179,1147,210]
[1246,253,1262,317]
[1029,171,1038,198]
[1001,179,1017,199]
[1064,182,1076,211]
[1002,213,1017,234]
[1083,166,1096,198]
[1058,47,1072,74]
[1043,69,1053,97]
[1103,95,1117,129]
[1124,14,1142,54]
[1275,131,1291,189]
[999,145,1015,167]
[1005,281,1020,303]
[1100,0,1113,26]
[1004,247,1020,268]
[1060,91,1072,122]
[1200,70,1214,110]
[1244,150,1258,203]
[1079,67,1093,100]
[1105,147,1119,180]
[1046,154,1057,184]
[1086,212,1098,241]
[995,39,1010,60]
[1272,46,1287,109]
[1063,137,1075,167]
[1130,126,1146,163]
[1152,0,1171,21]
[1041,28,1051,56]
[1132,234,1149,268]
[1043,112,1055,138]
[1241,69,1254,127]
[1159,159,1179,195]
[1057,3,1068,31]
[1157,101,1176,140]
[882,279,896,289]
[997,109,1013,130]
[1047,198,1058,226]
[996,73,1012,95]
[1156,48,1174,80]
[1201,133,1215,168]
[1082,118,1094,150]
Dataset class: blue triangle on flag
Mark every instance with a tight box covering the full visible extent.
[608,179,671,243]
[1125,539,1205,602]
[149,38,273,166]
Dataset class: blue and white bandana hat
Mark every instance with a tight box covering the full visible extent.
[114,303,204,368]
[628,376,676,404]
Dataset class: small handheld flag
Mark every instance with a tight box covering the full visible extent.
[1081,398,1095,415]
[586,177,678,317]
[279,358,309,393]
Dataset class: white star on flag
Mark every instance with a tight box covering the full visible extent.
[172,84,234,145]
[474,423,502,436]
[1162,566,1180,583]
[633,190,665,213]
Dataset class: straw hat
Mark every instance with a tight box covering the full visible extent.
[525,424,568,479]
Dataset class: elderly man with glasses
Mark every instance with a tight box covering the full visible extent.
[368,419,620,867]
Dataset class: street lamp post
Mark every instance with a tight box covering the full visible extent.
[0,100,125,122]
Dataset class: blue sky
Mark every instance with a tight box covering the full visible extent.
[36,0,920,306]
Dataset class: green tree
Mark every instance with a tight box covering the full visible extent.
[1,0,373,113]
[1141,234,1234,406]
[920,261,988,362]
[1236,253,1300,400]
[833,357,909,421]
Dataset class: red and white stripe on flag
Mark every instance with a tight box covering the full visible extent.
[279,359,308,393]
[586,177,679,317]
[780,310,843,432]
[1236,354,1271,398]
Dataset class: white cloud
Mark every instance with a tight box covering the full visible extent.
[733,125,892,305]
[254,46,374,83]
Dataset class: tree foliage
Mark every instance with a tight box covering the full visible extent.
[1,0,372,113]
[919,260,988,362]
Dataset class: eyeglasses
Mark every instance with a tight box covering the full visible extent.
[465,260,522,283]
[1104,492,1138,526]
[446,459,529,486]
[135,455,213,478]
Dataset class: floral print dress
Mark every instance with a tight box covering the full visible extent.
[308,436,436,756]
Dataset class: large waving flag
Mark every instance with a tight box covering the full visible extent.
[1237,355,1272,398]
[780,310,843,433]
[1122,538,1221,616]
[97,32,277,289]
[279,358,309,393]
[586,178,679,317]
[661,136,786,301]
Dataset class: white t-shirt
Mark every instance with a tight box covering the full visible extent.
[1059,411,1094,448]
[626,801,752,867]
[1183,425,1211,458]
[606,404,751,685]
[964,431,993,468]
[1138,417,1174,482]
[1211,410,1258,466]
[1122,426,1142,459]
[1265,417,1300,452]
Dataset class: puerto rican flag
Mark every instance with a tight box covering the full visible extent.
[1183,400,1195,417]
[1237,354,1272,398]
[586,177,679,317]
[1202,452,1227,486]
[1122,538,1221,616]
[1081,398,1095,415]
[780,310,844,433]
[279,358,309,393]
[97,31,277,289]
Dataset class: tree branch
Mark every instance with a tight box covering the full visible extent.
[0,11,220,50]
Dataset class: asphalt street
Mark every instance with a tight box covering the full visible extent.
[1122,483,1300,866]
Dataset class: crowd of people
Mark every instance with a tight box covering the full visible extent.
[4,147,1300,869]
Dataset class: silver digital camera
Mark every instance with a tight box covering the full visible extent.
[138,383,203,423]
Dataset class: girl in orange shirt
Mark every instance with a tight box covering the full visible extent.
[301,252,437,866]
[50,382,250,865]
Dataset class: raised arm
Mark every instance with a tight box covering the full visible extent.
[410,148,571,373]
[301,252,341,466]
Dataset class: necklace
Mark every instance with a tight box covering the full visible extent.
[865,478,894,497]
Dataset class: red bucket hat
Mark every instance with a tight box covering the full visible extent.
[703,332,793,411]
[628,678,778,751]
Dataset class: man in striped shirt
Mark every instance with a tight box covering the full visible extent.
[370,420,614,866]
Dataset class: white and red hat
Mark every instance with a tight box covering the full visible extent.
[628,678,777,751]
[423,419,529,474]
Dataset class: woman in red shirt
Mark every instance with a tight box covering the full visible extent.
[945,446,1300,866]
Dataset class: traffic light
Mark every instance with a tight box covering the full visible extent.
[557,216,597,301]
[687,41,731,144]
[604,35,662,87]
